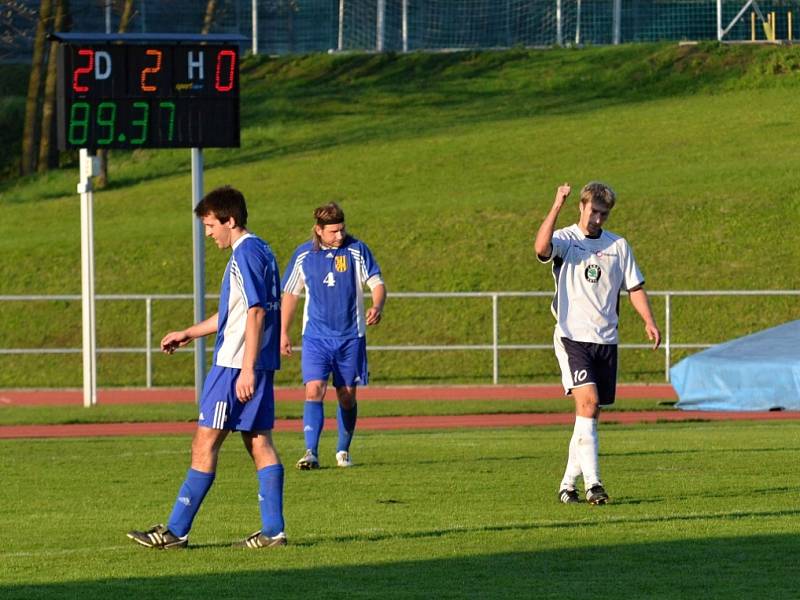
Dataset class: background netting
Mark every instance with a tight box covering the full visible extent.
[4,1,800,62]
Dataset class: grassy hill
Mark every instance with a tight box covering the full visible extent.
[1,42,799,387]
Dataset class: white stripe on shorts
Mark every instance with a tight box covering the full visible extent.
[213,401,227,429]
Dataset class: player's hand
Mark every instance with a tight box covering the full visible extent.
[646,323,662,350]
[366,306,383,326]
[280,333,293,356]
[236,368,256,403]
[554,183,571,206]
[160,330,191,354]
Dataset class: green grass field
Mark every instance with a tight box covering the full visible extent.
[2,421,798,598]
[2,42,800,388]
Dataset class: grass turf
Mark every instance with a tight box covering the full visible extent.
[2,43,800,387]
[1,421,798,598]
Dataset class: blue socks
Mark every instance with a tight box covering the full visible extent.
[166,468,215,537]
[257,464,285,537]
[303,401,325,455]
[337,402,358,453]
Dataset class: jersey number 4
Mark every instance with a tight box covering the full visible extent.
[323,272,336,287]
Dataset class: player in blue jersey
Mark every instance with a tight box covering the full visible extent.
[535,182,661,506]
[281,202,386,470]
[127,186,287,549]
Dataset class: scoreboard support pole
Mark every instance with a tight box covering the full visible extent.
[191,148,206,403]
[78,149,100,407]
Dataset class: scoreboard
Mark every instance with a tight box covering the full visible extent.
[56,34,242,150]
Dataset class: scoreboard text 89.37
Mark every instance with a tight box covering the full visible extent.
[57,42,240,150]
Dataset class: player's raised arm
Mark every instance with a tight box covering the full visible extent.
[160,312,219,354]
[534,183,571,259]
[628,285,661,350]
[280,293,300,356]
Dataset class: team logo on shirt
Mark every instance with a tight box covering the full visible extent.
[335,256,348,272]
[585,264,601,283]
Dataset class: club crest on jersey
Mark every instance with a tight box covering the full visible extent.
[585,264,601,283]
[335,256,348,272]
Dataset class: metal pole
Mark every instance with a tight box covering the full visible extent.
[338,0,345,51]
[79,149,97,407]
[105,0,112,34]
[145,296,153,388]
[191,148,206,403]
[492,294,499,385]
[612,0,621,44]
[716,0,723,40]
[376,0,386,51]
[556,0,563,46]
[402,0,409,52]
[252,0,258,55]
[575,0,582,45]
[665,293,671,382]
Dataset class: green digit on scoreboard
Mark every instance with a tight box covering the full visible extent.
[159,101,176,142]
[68,102,90,146]
[96,101,116,145]
[130,101,149,144]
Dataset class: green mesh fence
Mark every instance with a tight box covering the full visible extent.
[3,1,800,61]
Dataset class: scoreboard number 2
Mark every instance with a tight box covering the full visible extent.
[140,49,163,92]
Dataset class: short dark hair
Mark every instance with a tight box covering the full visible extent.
[194,186,248,228]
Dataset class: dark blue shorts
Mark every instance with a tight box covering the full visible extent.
[301,336,368,387]
[555,336,618,406]
[198,365,275,431]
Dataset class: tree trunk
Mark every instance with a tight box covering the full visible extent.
[118,0,135,33]
[37,0,67,173]
[202,0,218,35]
[20,0,53,176]
[97,0,135,188]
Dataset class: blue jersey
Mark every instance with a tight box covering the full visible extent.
[281,237,383,339]
[214,233,281,370]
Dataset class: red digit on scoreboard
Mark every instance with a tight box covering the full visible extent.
[140,49,163,92]
[72,49,94,93]
[214,49,236,92]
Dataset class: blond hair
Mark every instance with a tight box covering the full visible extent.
[311,202,346,250]
[579,182,616,210]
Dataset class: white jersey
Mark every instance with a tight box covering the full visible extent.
[539,224,644,344]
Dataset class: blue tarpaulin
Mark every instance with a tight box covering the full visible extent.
[671,320,800,411]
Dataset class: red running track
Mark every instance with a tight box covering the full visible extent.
[2,410,799,439]
[0,384,677,406]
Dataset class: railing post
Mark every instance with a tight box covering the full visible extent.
[251,0,258,55]
[664,293,671,382]
[145,296,153,388]
[492,294,499,384]
[338,0,345,51]
[376,0,386,51]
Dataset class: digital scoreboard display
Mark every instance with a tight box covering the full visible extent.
[56,39,240,150]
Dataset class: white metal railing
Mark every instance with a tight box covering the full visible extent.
[1,291,798,386]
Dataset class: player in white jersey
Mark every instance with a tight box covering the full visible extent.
[128,186,287,549]
[535,182,661,505]
[281,202,386,470]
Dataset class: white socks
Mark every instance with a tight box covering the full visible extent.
[560,416,600,490]
[560,429,583,490]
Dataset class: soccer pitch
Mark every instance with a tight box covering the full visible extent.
[2,421,798,598]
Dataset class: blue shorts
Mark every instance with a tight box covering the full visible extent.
[555,335,618,406]
[301,336,368,387]
[198,365,275,431]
